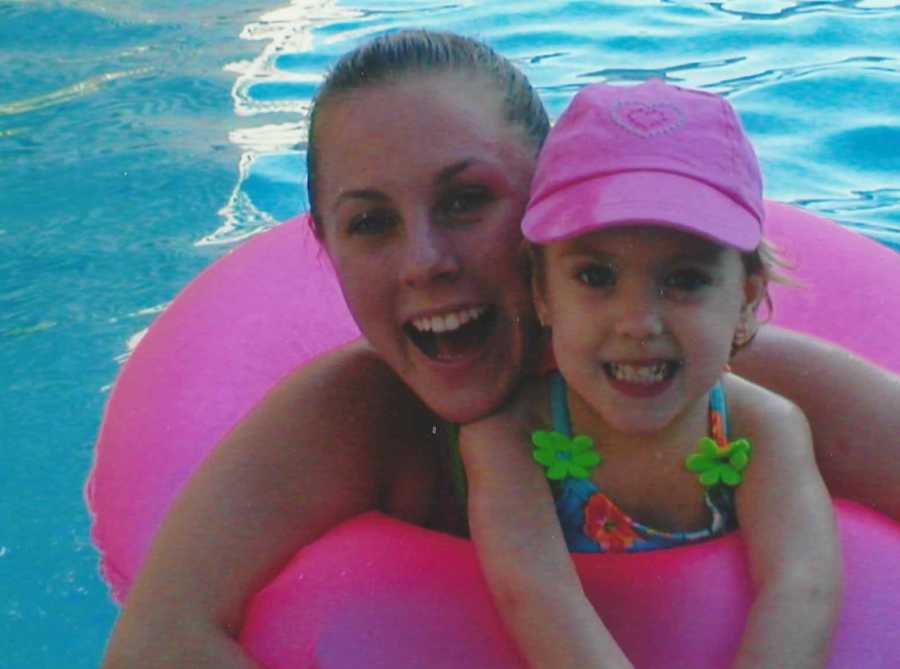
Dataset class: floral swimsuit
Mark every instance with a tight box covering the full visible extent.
[546,372,739,553]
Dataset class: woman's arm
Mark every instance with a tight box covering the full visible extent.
[102,341,440,668]
[733,325,900,519]
[460,406,633,669]
[729,376,842,669]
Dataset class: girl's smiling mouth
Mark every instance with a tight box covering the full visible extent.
[602,360,682,398]
[603,360,681,384]
[405,305,498,361]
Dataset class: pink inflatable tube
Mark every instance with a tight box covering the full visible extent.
[89,202,900,667]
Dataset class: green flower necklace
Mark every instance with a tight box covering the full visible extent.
[531,430,602,480]
[532,429,752,487]
[532,418,751,487]
[684,436,752,487]
[531,377,751,487]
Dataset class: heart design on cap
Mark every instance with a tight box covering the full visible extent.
[611,101,685,138]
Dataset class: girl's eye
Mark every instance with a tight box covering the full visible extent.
[577,264,616,288]
[438,187,492,218]
[662,268,712,294]
[347,209,396,236]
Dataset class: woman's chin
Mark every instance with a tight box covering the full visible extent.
[407,356,517,424]
[425,387,512,425]
[401,312,532,423]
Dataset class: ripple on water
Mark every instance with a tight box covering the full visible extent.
[247,80,319,102]
[827,126,900,173]
[707,0,900,21]
[0,3,165,53]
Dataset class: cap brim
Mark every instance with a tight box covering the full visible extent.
[522,171,762,251]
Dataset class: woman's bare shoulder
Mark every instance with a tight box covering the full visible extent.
[723,372,808,443]
[223,338,442,484]
[103,340,443,665]
[247,338,444,518]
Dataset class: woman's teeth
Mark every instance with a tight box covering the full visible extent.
[605,361,677,384]
[411,306,487,334]
[405,306,495,360]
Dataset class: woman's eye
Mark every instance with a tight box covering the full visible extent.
[439,187,492,217]
[577,265,616,288]
[347,209,395,236]
[663,268,712,294]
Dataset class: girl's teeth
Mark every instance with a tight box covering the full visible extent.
[412,307,485,333]
[607,362,672,384]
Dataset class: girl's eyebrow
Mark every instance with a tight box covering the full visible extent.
[554,235,727,265]
[555,238,615,260]
[558,248,614,262]
[667,244,726,265]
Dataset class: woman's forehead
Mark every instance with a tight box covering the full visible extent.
[321,73,508,141]
[314,74,535,198]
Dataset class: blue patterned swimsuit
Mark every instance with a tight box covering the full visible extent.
[548,373,738,553]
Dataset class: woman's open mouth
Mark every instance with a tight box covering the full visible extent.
[405,306,498,361]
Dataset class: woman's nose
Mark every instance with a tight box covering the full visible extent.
[399,220,461,287]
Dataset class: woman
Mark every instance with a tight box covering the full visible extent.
[102,30,900,668]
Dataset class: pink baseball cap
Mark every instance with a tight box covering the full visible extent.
[521,79,764,251]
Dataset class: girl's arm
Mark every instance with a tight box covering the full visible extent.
[733,325,900,519]
[728,376,842,669]
[459,405,633,669]
[102,341,440,669]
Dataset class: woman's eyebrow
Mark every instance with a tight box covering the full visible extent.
[435,160,474,185]
[332,188,387,212]
[331,160,477,213]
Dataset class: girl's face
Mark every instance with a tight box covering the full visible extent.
[314,73,539,422]
[535,226,763,437]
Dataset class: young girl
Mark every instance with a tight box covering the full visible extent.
[460,79,841,668]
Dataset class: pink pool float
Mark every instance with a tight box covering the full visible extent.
[88,203,900,667]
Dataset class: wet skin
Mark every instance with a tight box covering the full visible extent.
[315,73,541,423]
[534,225,764,450]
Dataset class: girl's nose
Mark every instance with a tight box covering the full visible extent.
[399,219,461,288]
[612,287,666,342]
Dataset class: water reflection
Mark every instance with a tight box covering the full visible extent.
[200,0,353,245]
[217,0,900,250]
[701,0,900,21]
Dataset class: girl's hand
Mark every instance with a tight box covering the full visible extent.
[460,384,634,669]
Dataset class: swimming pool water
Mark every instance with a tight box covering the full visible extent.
[1,1,898,666]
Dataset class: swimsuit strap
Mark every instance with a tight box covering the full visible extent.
[549,371,728,439]
[550,371,572,436]
[708,381,729,445]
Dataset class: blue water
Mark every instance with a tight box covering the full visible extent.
[2,1,898,666]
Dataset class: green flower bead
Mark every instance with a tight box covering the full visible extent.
[532,430,603,480]
[685,437,752,488]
